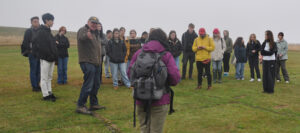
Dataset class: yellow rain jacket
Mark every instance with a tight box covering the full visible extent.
[192,35,215,61]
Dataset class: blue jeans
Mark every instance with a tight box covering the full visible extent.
[104,56,111,78]
[235,63,245,79]
[28,54,40,88]
[77,63,101,107]
[212,60,222,71]
[57,57,68,84]
[110,62,131,87]
[174,56,180,70]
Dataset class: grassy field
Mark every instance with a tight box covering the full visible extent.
[0,46,299,133]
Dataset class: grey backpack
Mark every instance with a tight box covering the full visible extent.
[130,50,168,100]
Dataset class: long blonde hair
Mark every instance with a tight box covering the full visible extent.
[248,34,258,44]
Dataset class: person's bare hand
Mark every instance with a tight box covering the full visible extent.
[252,50,256,53]
[87,30,93,40]
[56,41,59,45]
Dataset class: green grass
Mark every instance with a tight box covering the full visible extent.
[0,46,299,133]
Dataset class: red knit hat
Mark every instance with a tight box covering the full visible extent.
[199,28,206,35]
[213,28,220,34]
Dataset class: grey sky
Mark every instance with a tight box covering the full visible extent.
[1,0,299,43]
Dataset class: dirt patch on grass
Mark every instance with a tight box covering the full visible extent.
[274,104,288,109]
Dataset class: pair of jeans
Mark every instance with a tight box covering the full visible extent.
[104,56,111,78]
[263,60,276,93]
[212,60,222,81]
[276,59,289,81]
[110,62,131,87]
[28,54,40,89]
[77,63,101,107]
[57,57,68,84]
[248,56,261,79]
[182,52,195,79]
[174,56,180,70]
[40,59,55,97]
[196,61,212,86]
[235,63,245,79]
[223,53,231,73]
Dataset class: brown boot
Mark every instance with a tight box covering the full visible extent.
[76,106,92,115]
[195,86,202,90]
[114,86,118,90]
[207,86,212,90]
[90,105,106,111]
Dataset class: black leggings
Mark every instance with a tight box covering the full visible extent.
[223,53,231,73]
[196,61,212,86]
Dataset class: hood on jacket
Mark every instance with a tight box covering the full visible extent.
[224,30,229,38]
[143,40,166,53]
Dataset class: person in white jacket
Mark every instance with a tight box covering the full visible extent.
[211,28,226,83]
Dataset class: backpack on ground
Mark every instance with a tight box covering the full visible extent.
[130,49,175,127]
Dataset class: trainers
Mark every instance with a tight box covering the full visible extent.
[195,86,202,90]
[76,106,92,115]
[249,78,255,82]
[114,86,118,90]
[207,86,212,90]
[90,105,106,111]
[43,95,55,102]
[277,80,280,82]
[49,94,56,102]
[257,78,261,82]
[286,81,289,84]
[241,78,245,80]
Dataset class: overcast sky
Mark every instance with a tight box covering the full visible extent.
[0,0,299,43]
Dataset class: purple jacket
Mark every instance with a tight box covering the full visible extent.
[127,40,181,106]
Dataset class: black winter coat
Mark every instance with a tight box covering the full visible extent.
[55,34,70,58]
[106,39,127,63]
[168,39,183,57]
[181,30,198,53]
[246,41,261,58]
[21,27,39,57]
[261,41,278,57]
[32,25,58,62]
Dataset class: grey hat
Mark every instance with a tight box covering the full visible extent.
[88,16,100,24]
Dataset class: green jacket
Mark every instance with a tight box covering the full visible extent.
[224,32,233,54]
[276,39,288,60]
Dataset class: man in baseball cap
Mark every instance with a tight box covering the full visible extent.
[88,16,100,24]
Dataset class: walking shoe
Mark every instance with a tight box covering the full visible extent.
[257,78,261,82]
[241,78,245,80]
[207,86,212,90]
[89,105,106,111]
[249,78,255,82]
[32,87,41,92]
[76,106,92,115]
[43,95,55,102]
[195,86,202,90]
[114,86,119,90]
[286,81,289,84]
[49,94,56,102]
[277,80,280,82]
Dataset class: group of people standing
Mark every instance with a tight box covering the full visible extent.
[21,13,290,133]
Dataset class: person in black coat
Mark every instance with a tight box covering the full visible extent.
[168,30,183,70]
[33,13,57,101]
[181,23,198,80]
[246,34,261,82]
[261,30,278,94]
[234,37,247,80]
[55,26,70,84]
[106,28,131,89]
[21,16,41,92]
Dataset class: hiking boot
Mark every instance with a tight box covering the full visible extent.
[49,94,56,102]
[195,86,202,90]
[32,87,41,92]
[76,106,92,115]
[89,105,106,111]
[207,86,212,90]
[114,86,118,90]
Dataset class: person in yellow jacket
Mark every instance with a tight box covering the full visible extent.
[192,28,215,90]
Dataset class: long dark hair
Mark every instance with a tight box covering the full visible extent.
[98,22,104,38]
[168,30,178,41]
[148,28,170,51]
[265,30,275,49]
[234,37,245,48]
[112,28,120,39]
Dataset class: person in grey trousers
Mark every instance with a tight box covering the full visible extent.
[276,32,290,83]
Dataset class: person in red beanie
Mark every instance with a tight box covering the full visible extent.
[211,28,226,83]
[192,28,215,90]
